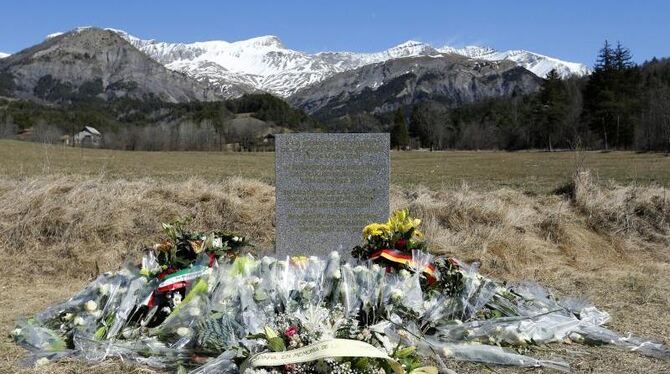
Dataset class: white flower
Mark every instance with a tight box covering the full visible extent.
[35,357,50,367]
[371,264,381,273]
[502,326,527,345]
[332,269,342,279]
[568,332,585,343]
[356,328,372,341]
[391,289,404,301]
[442,347,454,358]
[98,284,110,296]
[353,265,366,273]
[10,328,21,337]
[212,237,223,248]
[62,313,73,321]
[232,236,240,242]
[84,300,98,312]
[74,316,85,326]
[189,307,201,317]
[329,251,340,260]
[91,310,102,319]
[399,269,411,279]
[288,338,298,348]
[172,293,182,306]
[176,327,191,337]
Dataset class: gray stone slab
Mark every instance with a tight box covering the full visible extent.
[275,133,389,258]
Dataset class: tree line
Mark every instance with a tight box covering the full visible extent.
[0,94,321,151]
[391,41,670,151]
[1,41,669,152]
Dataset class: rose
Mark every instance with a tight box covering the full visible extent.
[284,325,298,337]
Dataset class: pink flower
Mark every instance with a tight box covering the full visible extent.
[284,325,298,337]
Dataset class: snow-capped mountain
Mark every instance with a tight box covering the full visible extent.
[290,54,543,118]
[108,29,588,98]
[439,45,590,78]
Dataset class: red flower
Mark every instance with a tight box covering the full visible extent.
[208,252,217,267]
[284,325,298,337]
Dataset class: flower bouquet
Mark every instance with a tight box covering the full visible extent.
[353,209,436,286]
[10,211,670,373]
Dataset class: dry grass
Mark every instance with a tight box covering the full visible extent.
[2,139,670,193]
[0,172,669,373]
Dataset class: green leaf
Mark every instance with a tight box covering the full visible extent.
[267,336,286,352]
[395,346,416,358]
[263,326,279,339]
[353,357,371,370]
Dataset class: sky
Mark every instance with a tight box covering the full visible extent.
[1,0,668,66]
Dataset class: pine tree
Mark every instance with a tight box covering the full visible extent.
[594,40,615,72]
[409,105,429,148]
[614,41,634,70]
[583,40,639,149]
[538,69,569,150]
[390,108,409,149]
[409,105,421,139]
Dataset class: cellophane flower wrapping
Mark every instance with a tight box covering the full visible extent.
[11,214,670,373]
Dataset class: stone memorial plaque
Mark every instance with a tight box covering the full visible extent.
[275,133,390,257]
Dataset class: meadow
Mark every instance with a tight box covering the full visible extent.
[0,139,669,373]
[1,139,669,193]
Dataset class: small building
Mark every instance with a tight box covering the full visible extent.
[17,127,33,141]
[262,133,275,145]
[74,126,102,147]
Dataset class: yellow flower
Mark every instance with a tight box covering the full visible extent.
[291,256,309,267]
[363,223,391,238]
[152,240,173,252]
[139,267,151,277]
[387,209,423,238]
[189,240,205,254]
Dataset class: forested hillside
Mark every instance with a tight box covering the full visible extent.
[388,42,670,151]
[0,94,320,151]
[0,40,668,152]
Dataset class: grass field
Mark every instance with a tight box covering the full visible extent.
[1,139,669,192]
[0,140,669,373]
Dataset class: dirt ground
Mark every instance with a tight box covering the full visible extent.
[0,173,669,373]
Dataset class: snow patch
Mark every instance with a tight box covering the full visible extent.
[45,32,64,40]
[438,45,590,78]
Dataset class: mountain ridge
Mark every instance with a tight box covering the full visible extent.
[0,28,217,103]
[105,29,588,98]
[289,54,543,119]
